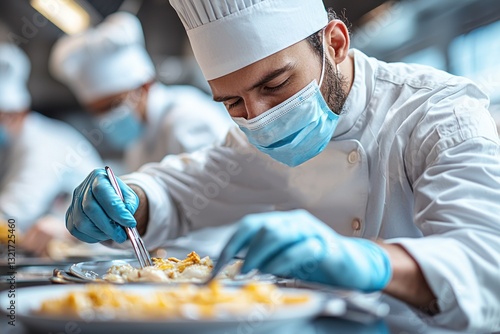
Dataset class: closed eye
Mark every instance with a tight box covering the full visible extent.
[263,78,290,93]
[226,98,242,110]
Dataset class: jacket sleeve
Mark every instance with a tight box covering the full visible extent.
[0,145,57,230]
[388,82,500,331]
[0,119,103,230]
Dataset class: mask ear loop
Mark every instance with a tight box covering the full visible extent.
[318,28,327,88]
[319,28,343,89]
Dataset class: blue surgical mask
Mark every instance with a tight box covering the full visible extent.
[232,31,339,167]
[98,103,144,150]
[0,125,9,149]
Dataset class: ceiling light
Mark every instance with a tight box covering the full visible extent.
[30,0,91,35]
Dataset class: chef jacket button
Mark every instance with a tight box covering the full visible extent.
[352,218,361,231]
[348,150,359,164]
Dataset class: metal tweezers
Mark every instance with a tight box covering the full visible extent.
[105,166,153,268]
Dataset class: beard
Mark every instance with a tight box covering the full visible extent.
[321,58,349,115]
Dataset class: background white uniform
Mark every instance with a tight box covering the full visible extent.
[0,112,102,231]
[125,83,233,172]
[110,50,500,331]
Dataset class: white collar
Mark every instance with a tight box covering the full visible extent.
[333,49,378,138]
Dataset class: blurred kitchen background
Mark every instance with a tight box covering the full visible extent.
[1,0,499,160]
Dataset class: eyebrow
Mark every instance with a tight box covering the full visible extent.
[213,63,295,102]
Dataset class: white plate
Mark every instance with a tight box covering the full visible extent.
[0,284,325,334]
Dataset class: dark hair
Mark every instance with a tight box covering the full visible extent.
[306,9,350,59]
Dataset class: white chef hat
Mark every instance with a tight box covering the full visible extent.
[0,43,31,112]
[169,0,328,80]
[49,12,155,103]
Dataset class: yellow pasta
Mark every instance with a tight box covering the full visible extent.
[37,282,310,320]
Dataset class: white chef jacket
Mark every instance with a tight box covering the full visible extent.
[0,112,102,231]
[124,83,233,172]
[116,50,500,331]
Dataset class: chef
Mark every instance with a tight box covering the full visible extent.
[64,1,500,331]
[0,42,102,254]
[49,11,233,173]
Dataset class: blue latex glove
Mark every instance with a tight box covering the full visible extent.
[65,168,139,243]
[220,209,392,292]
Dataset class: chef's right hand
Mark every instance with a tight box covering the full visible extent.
[65,168,139,243]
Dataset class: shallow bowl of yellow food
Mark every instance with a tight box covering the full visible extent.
[0,282,326,334]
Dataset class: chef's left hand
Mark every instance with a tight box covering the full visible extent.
[220,209,392,292]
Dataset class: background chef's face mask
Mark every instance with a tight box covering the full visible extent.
[97,97,144,150]
[0,124,10,149]
[232,31,339,167]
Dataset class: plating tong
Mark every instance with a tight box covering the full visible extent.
[105,166,153,268]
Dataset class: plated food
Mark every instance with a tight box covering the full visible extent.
[37,282,311,320]
[0,283,324,334]
[102,251,243,283]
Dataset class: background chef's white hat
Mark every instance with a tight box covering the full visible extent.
[49,12,155,103]
[0,43,31,112]
[169,0,328,80]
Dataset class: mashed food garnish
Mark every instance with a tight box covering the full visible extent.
[103,251,241,283]
[37,282,310,320]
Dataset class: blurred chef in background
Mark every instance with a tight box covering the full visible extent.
[0,42,102,255]
[49,11,233,173]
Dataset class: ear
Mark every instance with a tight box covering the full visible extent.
[138,80,154,120]
[323,20,350,66]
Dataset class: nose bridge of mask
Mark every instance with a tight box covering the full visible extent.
[234,81,318,129]
[104,102,134,122]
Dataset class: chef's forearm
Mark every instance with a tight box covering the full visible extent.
[129,184,149,236]
[379,242,438,314]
